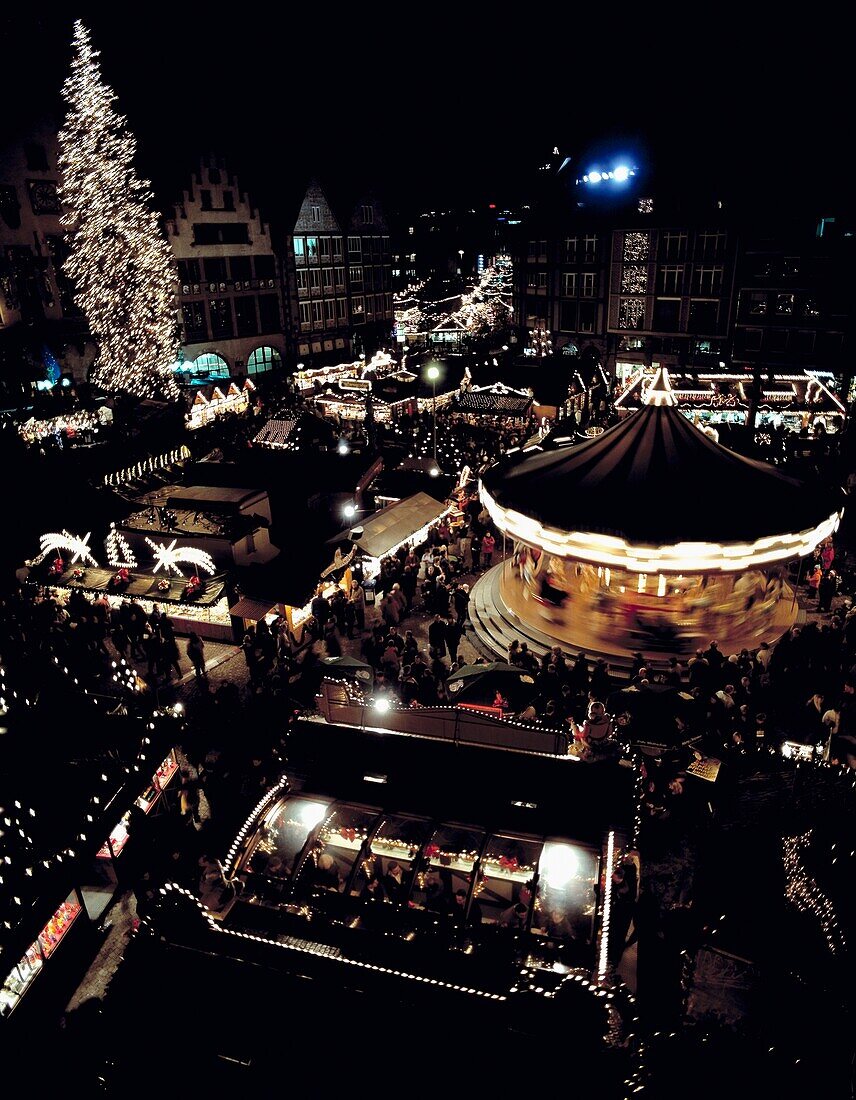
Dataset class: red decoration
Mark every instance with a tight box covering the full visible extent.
[499,856,519,872]
[339,827,356,843]
[424,843,440,859]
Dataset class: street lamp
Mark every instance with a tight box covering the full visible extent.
[426,364,440,466]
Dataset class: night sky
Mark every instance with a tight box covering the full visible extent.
[1,11,847,224]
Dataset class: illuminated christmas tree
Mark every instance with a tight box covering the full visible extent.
[58,21,180,401]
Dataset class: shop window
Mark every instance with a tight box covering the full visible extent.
[409,823,485,926]
[349,813,433,904]
[530,840,600,944]
[476,835,541,927]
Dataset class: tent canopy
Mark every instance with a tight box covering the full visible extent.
[482,404,844,546]
[347,493,450,559]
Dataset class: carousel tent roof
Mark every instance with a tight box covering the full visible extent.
[481,403,844,548]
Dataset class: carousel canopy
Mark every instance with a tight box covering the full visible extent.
[481,402,844,572]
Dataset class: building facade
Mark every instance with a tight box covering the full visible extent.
[284,180,394,368]
[167,155,287,383]
[0,124,93,393]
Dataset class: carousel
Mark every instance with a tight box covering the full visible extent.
[475,369,846,665]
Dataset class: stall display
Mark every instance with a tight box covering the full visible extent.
[0,942,43,1018]
[97,749,179,860]
[38,892,82,958]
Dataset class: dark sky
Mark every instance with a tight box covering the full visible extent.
[1,11,847,225]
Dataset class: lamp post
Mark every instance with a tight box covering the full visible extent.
[426,364,440,467]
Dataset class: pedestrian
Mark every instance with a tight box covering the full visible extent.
[186,631,207,679]
[481,530,496,570]
[453,582,470,624]
[459,526,473,572]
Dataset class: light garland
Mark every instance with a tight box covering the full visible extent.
[104,445,191,488]
[58,22,180,401]
[783,828,845,956]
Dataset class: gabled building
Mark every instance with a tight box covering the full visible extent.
[285,180,393,368]
[167,155,287,383]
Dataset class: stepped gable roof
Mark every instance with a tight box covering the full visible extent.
[481,403,844,547]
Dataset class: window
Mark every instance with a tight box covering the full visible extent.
[560,301,577,330]
[662,231,687,259]
[181,302,207,342]
[337,297,348,322]
[564,236,578,262]
[311,205,321,223]
[583,234,598,261]
[322,268,333,291]
[192,352,229,378]
[653,298,680,330]
[348,236,362,257]
[209,298,233,338]
[561,272,577,297]
[352,295,365,318]
[293,237,305,264]
[364,266,374,291]
[537,271,547,288]
[234,297,258,337]
[324,299,336,325]
[581,272,596,297]
[776,293,794,314]
[24,143,49,171]
[333,237,343,260]
[802,298,819,318]
[623,232,649,262]
[618,298,645,329]
[306,237,319,263]
[782,256,800,278]
[621,266,647,294]
[192,223,250,245]
[178,259,200,284]
[578,302,596,332]
[528,239,547,258]
[362,204,374,224]
[334,266,346,289]
[204,257,227,282]
[257,294,281,332]
[200,190,212,211]
[230,256,251,282]
[688,299,718,332]
[319,237,330,261]
[299,302,311,329]
[296,270,309,296]
[247,346,282,374]
[659,266,683,295]
[694,266,722,295]
[254,255,275,280]
[221,190,235,212]
[698,230,726,258]
[350,265,363,287]
[27,180,61,215]
[309,268,321,292]
[208,167,221,184]
[768,329,789,353]
[312,301,323,326]
[736,328,763,353]
[747,291,767,316]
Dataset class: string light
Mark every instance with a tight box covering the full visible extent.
[783,828,845,956]
[58,21,180,401]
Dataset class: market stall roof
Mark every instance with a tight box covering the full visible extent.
[228,595,277,620]
[457,383,533,416]
[481,397,845,568]
[344,493,451,559]
[57,567,228,607]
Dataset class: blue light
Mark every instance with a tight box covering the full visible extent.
[588,171,602,183]
[614,165,630,182]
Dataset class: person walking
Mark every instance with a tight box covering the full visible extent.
[481,530,496,570]
[459,526,473,572]
[186,631,207,679]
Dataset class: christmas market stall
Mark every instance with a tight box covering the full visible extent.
[0,696,180,1026]
[131,716,639,1067]
[334,492,456,583]
[474,369,846,665]
[24,526,234,641]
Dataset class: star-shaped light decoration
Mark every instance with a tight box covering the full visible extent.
[144,537,215,577]
[28,530,98,568]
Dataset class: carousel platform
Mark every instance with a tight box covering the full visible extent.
[469,561,807,683]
